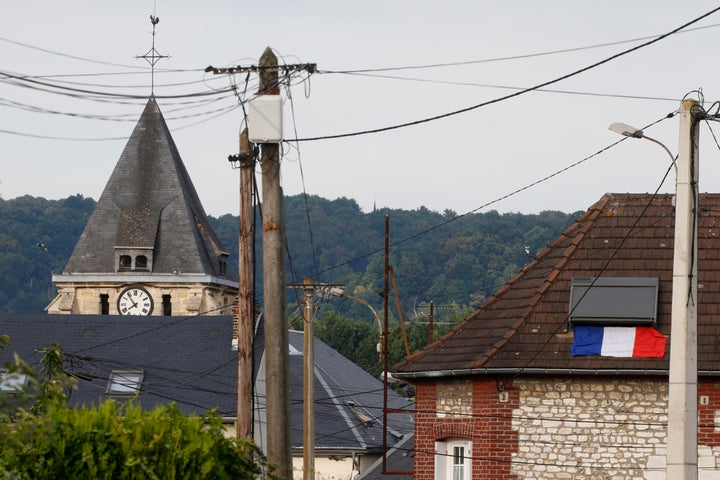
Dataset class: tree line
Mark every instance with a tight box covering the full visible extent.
[0,193,580,372]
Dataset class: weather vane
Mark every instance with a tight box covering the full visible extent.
[135,15,169,95]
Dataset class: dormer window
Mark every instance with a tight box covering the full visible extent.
[115,248,153,273]
[218,252,230,277]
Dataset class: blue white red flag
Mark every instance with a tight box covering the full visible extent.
[571,326,666,358]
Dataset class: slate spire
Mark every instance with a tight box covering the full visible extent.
[62,97,233,280]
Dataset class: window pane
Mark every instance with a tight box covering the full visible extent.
[452,446,464,480]
[107,371,143,394]
[0,372,27,392]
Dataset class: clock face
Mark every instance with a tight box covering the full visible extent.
[117,287,154,316]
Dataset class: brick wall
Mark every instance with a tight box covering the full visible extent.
[414,378,518,480]
[414,376,720,480]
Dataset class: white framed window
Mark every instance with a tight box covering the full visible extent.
[435,439,471,480]
[106,370,143,395]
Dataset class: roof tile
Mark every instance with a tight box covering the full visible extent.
[395,193,720,376]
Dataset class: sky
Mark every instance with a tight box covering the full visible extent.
[2,1,720,218]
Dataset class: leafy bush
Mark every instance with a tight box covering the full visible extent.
[0,341,262,480]
[0,401,260,480]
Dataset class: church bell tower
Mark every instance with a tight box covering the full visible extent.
[47,97,237,316]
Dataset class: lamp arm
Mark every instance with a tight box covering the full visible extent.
[642,134,678,173]
[346,294,382,335]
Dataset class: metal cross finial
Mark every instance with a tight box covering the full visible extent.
[135,15,169,95]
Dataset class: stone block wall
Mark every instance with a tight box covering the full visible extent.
[511,377,667,479]
[47,282,236,316]
[413,376,720,480]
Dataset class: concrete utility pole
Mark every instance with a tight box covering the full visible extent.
[259,47,292,479]
[236,128,254,440]
[667,98,700,480]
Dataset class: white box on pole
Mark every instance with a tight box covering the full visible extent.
[248,95,283,143]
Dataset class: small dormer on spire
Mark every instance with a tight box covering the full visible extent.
[135,15,169,95]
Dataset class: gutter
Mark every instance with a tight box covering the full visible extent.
[291,446,383,456]
[393,368,720,380]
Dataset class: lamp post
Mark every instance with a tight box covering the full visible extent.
[609,98,700,479]
[329,288,384,361]
[302,278,317,480]
[608,122,677,169]
[292,280,346,480]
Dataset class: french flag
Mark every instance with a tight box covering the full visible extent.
[571,326,667,358]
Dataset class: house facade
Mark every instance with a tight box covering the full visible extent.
[394,193,720,480]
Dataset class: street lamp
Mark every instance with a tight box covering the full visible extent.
[329,287,384,361]
[609,98,700,479]
[608,122,677,171]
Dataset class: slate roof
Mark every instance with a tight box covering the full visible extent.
[62,97,232,278]
[394,193,720,377]
[0,314,413,453]
[0,314,237,415]
[287,330,414,453]
[356,433,415,480]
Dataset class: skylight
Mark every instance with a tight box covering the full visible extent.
[106,370,144,395]
[569,277,659,326]
[0,370,28,393]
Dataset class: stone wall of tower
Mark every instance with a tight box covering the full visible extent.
[46,282,237,316]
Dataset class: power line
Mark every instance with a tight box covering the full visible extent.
[0,35,149,70]
[313,113,674,277]
[290,6,720,142]
[284,79,320,275]
[1,69,237,100]
[334,72,685,103]
[319,22,720,74]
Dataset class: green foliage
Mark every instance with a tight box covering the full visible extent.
[4,194,578,375]
[5,194,578,315]
[313,311,380,376]
[0,194,94,313]
[311,310,461,379]
[0,401,260,480]
[0,341,262,480]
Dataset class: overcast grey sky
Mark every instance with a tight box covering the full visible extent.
[2,1,720,217]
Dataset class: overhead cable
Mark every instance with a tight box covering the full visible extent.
[291,6,720,142]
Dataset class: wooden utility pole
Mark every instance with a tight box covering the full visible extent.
[302,278,316,480]
[388,266,410,357]
[259,47,291,478]
[236,128,254,440]
[382,214,390,473]
[428,301,434,345]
